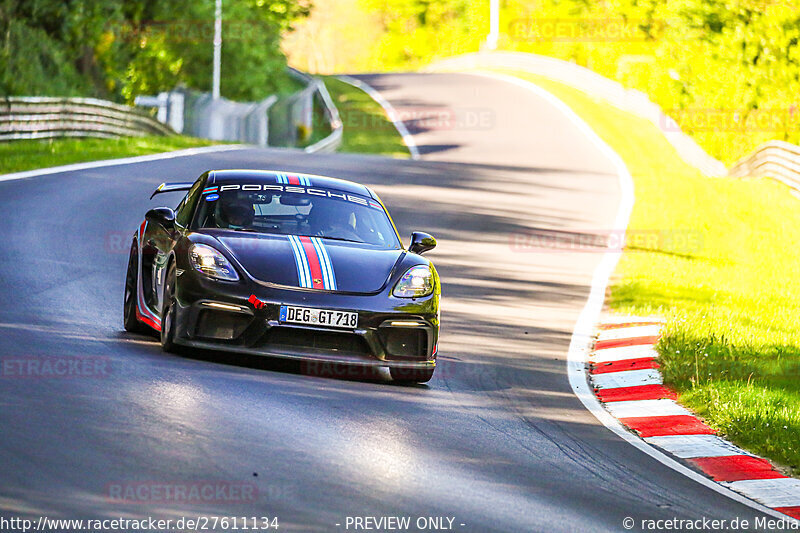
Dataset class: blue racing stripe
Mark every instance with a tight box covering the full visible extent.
[287,236,303,287]
[291,236,309,288]
[288,235,312,288]
[287,236,308,288]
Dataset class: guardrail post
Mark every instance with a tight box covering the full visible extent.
[166,92,184,134]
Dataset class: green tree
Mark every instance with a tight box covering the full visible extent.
[0,0,310,102]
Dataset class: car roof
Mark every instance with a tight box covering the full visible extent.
[208,169,373,197]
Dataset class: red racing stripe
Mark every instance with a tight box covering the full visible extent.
[619,415,715,438]
[595,384,677,402]
[775,507,800,520]
[287,174,301,185]
[298,236,325,290]
[594,335,660,350]
[688,455,786,482]
[591,357,659,374]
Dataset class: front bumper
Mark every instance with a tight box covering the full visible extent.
[171,274,439,370]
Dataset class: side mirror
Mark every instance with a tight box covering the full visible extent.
[409,231,436,255]
[145,207,176,230]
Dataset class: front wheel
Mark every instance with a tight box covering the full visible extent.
[390,366,435,384]
[123,243,148,334]
[160,263,181,353]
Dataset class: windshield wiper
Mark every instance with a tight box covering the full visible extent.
[318,236,365,244]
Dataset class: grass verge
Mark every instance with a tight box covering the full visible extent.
[321,76,409,158]
[498,69,800,475]
[0,135,219,175]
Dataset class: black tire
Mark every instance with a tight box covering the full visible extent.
[160,263,181,353]
[123,243,148,334]
[389,366,435,384]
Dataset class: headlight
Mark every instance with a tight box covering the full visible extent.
[392,265,433,298]
[188,244,239,281]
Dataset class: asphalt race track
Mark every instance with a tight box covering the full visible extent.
[0,73,775,532]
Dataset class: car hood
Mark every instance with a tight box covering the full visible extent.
[214,232,405,293]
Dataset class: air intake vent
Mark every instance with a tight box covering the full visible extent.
[265,327,371,355]
[379,328,428,358]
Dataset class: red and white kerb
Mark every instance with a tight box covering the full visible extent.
[590,318,800,520]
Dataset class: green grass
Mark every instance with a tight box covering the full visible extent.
[321,76,409,158]
[499,69,800,475]
[0,135,219,175]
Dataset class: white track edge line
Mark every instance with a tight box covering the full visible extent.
[337,75,421,160]
[0,144,246,183]
[469,70,793,522]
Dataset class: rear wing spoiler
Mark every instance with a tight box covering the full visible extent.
[150,182,194,199]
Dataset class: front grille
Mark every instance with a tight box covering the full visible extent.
[379,328,428,359]
[264,327,372,355]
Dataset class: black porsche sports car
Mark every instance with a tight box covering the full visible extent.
[124,169,440,383]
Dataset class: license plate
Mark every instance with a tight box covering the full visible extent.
[279,305,358,329]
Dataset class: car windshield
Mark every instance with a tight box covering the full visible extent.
[192,186,401,248]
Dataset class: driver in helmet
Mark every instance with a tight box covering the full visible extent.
[219,195,254,230]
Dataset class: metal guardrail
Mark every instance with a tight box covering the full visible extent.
[174,90,279,146]
[0,97,174,141]
[1,67,342,154]
[267,68,342,152]
[729,141,800,189]
[304,75,343,154]
[133,68,342,152]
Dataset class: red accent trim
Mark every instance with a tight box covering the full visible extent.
[597,321,663,330]
[591,357,659,374]
[595,335,660,350]
[135,305,161,332]
[775,507,800,520]
[619,415,715,438]
[299,236,325,290]
[130,227,161,331]
[595,384,677,402]
[135,270,160,328]
[248,294,266,309]
[139,314,161,332]
[689,456,786,482]
[287,174,301,185]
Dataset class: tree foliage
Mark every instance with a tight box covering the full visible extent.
[350,0,800,162]
[501,0,800,163]
[361,0,487,69]
[0,0,310,102]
